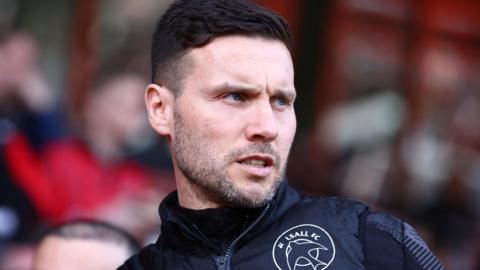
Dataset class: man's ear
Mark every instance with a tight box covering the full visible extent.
[145,83,174,136]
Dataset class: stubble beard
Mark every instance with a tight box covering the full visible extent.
[172,111,287,208]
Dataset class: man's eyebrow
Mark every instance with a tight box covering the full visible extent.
[208,82,296,99]
[208,82,259,94]
[273,88,297,101]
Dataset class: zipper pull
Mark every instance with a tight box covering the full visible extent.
[216,255,227,270]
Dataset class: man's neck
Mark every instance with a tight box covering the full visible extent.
[173,167,223,210]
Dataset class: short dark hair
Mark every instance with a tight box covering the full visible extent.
[151,0,293,94]
[39,219,141,255]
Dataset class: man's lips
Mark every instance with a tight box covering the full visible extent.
[235,154,275,177]
[236,154,275,167]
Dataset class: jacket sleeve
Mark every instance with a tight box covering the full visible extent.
[359,211,444,270]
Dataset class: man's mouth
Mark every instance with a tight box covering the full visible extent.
[241,159,267,167]
[237,155,274,167]
[235,155,275,178]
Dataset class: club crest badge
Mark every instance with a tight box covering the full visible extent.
[272,224,335,270]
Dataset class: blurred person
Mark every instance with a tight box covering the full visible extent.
[0,31,48,257]
[0,31,174,242]
[119,0,443,269]
[33,219,140,270]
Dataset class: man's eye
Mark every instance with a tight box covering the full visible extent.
[224,93,245,102]
[272,97,290,107]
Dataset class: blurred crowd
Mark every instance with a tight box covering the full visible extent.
[0,0,479,269]
[0,0,176,268]
[0,30,175,269]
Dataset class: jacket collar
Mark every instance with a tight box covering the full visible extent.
[157,179,302,255]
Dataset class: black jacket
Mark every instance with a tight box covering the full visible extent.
[119,181,444,270]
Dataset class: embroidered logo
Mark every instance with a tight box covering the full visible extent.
[272,224,335,270]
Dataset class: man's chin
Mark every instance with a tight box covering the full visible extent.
[226,183,276,208]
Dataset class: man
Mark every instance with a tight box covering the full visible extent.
[120,0,444,269]
[33,219,140,270]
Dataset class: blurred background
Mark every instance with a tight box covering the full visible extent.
[0,0,479,269]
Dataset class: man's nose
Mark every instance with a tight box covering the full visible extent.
[245,101,278,142]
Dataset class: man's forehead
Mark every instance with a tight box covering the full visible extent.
[182,35,294,92]
[190,35,291,61]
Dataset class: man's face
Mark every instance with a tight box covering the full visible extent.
[170,35,296,208]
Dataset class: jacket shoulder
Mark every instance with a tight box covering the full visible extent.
[290,195,444,269]
[361,212,444,270]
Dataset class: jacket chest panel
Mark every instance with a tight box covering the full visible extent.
[229,208,365,269]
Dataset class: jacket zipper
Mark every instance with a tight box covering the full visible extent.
[215,203,271,270]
